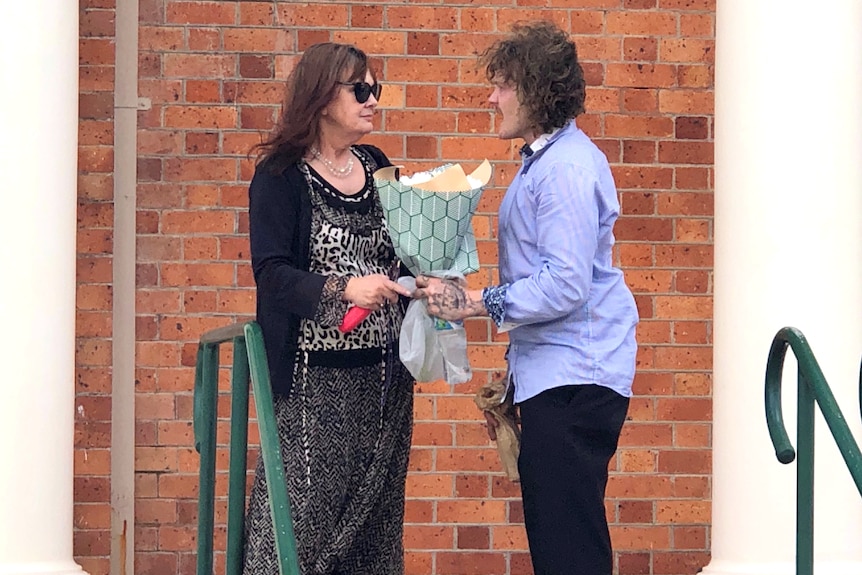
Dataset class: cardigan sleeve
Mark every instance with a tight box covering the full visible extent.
[249,164,327,320]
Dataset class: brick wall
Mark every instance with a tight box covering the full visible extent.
[77,0,118,573]
[77,1,715,574]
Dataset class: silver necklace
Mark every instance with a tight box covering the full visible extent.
[309,146,354,178]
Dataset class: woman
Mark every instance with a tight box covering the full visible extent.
[243,42,414,575]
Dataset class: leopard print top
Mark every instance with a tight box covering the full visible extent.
[298,147,402,352]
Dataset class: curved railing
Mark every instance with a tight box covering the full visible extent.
[193,321,300,575]
[764,326,862,575]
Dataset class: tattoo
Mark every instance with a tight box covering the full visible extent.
[427,280,486,320]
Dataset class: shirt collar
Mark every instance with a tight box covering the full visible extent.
[518,121,571,159]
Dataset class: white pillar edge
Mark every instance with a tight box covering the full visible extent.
[0,565,89,575]
[110,0,139,573]
[704,1,862,574]
[0,2,88,575]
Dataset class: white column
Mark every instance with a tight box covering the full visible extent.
[706,1,862,575]
[0,2,88,575]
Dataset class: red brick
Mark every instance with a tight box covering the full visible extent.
[296,29,330,51]
[674,320,710,344]
[187,27,220,51]
[457,526,490,550]
[406,85,440,108]
[624,37,658,61]
[622,140,656,164]
[611,525,672,550]
[74,530,111,557]
[164,158,237,182]
[224,28,289,53]
[139,26,183,51]
[436,552,507,573]
[389,7,458,29]
[239,54,274,79]
[613,166,674,190]
[79,93,113,120]
[622,88,659,112]
[679,65,714,88]
[438,499,506,523]
[675,116,709,140]
[681,14,715,37]
[163,54,236,78]
[653,552,711,575]
[657,192,713,216]
[607,63,677,88]
[166,2,236,25]
[402,525,454,550]
[661,38,715,64]
[333,31,406,55]
[676,270,710,293]
[351,5,383,28]
[659,89,714,114]
[619,552,652,575]
[674,423,711,448]
[660,0,715,9]
[80,38,115,66]
[239,106,275,131]
[607,12,677,36]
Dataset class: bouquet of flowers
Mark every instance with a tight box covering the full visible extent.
[376,161,492,384]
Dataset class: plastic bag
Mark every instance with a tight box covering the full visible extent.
[398,277,471,385]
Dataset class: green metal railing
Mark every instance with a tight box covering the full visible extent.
[764,326,862,575]
[193,321,301,575]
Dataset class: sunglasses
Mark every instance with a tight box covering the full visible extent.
[339,81,382,104]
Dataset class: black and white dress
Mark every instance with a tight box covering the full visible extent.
[243,148,414,575]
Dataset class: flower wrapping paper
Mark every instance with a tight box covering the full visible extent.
[374,161,492,276]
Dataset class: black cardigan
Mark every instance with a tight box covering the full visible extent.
[248,144,393,396]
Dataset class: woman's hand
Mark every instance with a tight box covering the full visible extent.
[344,274,412,311]
[413,275,488,321]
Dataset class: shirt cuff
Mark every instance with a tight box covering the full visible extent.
[482,284,510,327]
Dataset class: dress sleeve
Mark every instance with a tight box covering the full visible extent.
[312,275,351,327]
[249,164,328,320]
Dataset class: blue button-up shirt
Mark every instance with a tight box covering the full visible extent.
[494,121,638,403]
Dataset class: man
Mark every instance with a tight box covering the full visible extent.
[413,21,639,575]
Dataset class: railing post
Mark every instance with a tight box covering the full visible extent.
[244,322,301,575]
[796,369,814,575]
[194,322,301,575]
[195,343,219,575]
[765,327,862,575]
[226,337,251,575]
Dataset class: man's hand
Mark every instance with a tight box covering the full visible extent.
[413,275,488,321]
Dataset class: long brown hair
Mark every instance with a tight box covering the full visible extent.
[254,43,376,172]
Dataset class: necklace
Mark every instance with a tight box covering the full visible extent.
[309,146,354,178]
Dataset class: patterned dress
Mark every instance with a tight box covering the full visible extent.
[243,149,414,575]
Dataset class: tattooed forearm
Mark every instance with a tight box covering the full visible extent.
[425,280,487,321]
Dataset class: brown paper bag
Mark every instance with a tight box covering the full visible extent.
[474,377,521,482]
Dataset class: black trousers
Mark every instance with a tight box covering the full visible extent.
[518,384,629,575]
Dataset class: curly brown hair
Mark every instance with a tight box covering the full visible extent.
[481,21,586,134]
[254,43,376,172]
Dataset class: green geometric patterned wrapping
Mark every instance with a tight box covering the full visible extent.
[375,175,484,276]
